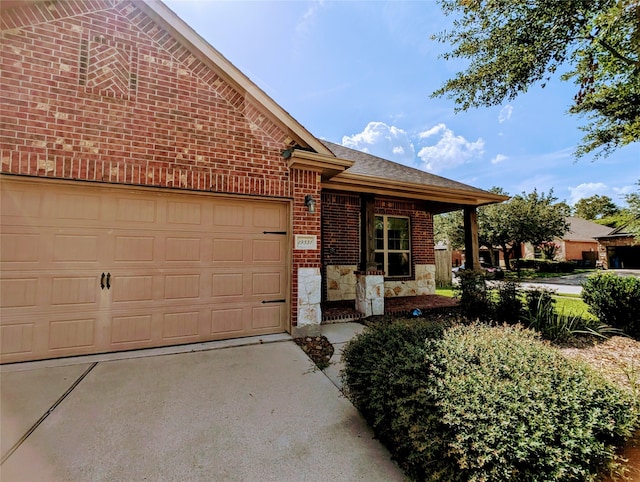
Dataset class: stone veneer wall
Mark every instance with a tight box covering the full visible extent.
[384,264,436,297]
[326,265,358,301]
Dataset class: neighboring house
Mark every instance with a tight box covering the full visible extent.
[0,0,506,363]
[595,219,640,269]
[523,216,612,266]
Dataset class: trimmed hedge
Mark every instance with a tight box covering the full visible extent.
[582,272,640,339]
[516,259,576,273]
[342,323,638,481]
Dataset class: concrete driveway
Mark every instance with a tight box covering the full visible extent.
[1,338,405,481]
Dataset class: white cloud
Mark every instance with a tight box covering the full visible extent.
[498,104,513,123]
[342,122,415,166]
[568,182,608,205]
[416,125,484,173]
[491,154,508,165]
[296,1,324,35]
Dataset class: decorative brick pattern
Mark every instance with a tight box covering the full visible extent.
[0,1,291,198]
[0,1,320,329]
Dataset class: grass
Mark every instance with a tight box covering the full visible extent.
[504,268,593,281]
[435,286,595,320]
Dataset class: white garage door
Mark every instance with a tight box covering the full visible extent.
[0,177,290,363]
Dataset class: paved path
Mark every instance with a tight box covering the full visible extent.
[1,339,405,482]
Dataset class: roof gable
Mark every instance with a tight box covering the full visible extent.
[564,216,613,241]
[1,0,334,157]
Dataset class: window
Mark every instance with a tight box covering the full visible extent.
[374,215,411,277]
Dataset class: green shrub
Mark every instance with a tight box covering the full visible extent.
[454,270,491,321]
[582,273,640,338]
[340,318,447,456]
[492,280,522,323]
[515,259,576,273]
[342,323,639,482]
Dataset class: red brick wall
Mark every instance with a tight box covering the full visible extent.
[321,193,435,274]
[291,169,321,326]
[564,241,598,261]
[0,1,290,197]
[0,1,323,328]
[322,192,361,265]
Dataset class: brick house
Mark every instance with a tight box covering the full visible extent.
[0,0,506,363]
[596,220,640,269]
[522,216,612,266]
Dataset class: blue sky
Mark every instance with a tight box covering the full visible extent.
[164,0,639,208]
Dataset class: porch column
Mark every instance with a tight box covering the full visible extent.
[463,206,480,270]
[360,194,377,271]
[355,270,385,317]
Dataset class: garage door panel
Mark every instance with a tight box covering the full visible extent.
[210,307,246,335]
[1,323,35,356]
[252,205,286,230]
[212,273,244,298]
[46,193,101,221]
[0,233,42,263]
[162,311,200,339]
[110,314,152,345]
[252,239,285,263]
[1,178,289,363]
[114,235,155,262]
[251,304,284,330]
[53,234,99,262]
[49,318,96,350]
[164,274,201,300]
[110,275,154,302]
[166,201,203,226]
[165,237,201,261]
[212,203,245,229]
[212,238,244,263]
[1,278,38,308]
[252,272,285,297]
[115,197,157,224]
[1,187,43,219]
[51,276,97,305]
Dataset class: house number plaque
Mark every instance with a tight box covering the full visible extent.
[295,235,317,250]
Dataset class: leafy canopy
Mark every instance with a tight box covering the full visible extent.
[432,0,640,158]
[574,194,620,219]
[435,188,570,269]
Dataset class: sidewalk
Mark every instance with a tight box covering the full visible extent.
[320,323,365,391]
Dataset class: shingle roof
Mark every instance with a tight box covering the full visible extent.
[321,140,495,197]
[564,216,613,241]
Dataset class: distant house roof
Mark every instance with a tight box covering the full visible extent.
[563,216,613,241]
[595,216,640,239]
[319,140,508,211]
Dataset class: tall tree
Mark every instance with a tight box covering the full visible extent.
[432,0,640,158]
[435,187,569,270]
[574,194,620,219]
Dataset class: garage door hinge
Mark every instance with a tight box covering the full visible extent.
[263,231,287,235]
[261,299,286,304]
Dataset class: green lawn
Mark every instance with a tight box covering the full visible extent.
[434,287,595,320]
[504,268,593,281]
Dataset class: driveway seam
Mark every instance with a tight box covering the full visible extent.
[0,362,98,465]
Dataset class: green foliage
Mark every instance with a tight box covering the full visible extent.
[493,280,522,323]
[342,323,639,481]
[432,0,639,158]
[516,259,576,273]
[340,319,447,457]
[574,194,620,220]
[582,272,640,338]
[453,270,491,320]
